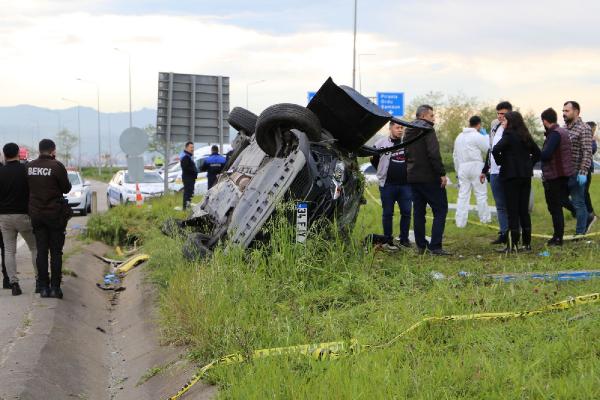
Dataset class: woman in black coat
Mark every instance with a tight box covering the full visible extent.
[492,111,541,252]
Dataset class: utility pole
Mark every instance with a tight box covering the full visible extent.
[352,0,358,89]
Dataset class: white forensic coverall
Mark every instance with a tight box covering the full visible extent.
[453,127,491,227]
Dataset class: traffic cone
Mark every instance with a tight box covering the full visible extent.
[135,183,143,207]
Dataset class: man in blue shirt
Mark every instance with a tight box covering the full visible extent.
[200,145,226,190]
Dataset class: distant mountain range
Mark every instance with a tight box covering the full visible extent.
[0,105,157,165]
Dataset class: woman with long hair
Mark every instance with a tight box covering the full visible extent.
[492,111,541,252]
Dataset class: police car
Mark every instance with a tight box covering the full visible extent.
[65,170,92,215]
[107,169,164,207]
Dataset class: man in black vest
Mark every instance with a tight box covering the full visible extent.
[27,139,71,298]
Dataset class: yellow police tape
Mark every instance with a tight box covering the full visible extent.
[167,292,600,399]
[115,254,150,274]
[363,186,600,241]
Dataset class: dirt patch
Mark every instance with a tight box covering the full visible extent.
[2,240,215,400]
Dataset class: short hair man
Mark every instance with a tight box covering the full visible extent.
[27,139,72,298]
[0,143,38,295]
[200,145,226,190]
[371,121,412,250]
[540,108,575,245]
[562,101,594,234]
[480,101,513,244]
[453,116,491,228]
[180,141,198,210]
[404,105,451,255]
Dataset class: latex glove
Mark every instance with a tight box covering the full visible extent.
[577,174,587,186]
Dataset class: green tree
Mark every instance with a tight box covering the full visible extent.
[145,124,181,164]
[56,128,78,166]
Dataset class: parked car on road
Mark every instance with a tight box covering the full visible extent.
[107,169,164,207]
[65,170,92,216]
[360,162,379,184]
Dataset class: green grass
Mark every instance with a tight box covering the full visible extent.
[80,166,120,183]
[86,178,600,399]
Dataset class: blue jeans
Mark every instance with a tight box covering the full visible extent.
[490,174,508,234]
[411,183,448,250]
[568,175,588,234]
[379,184,412,243]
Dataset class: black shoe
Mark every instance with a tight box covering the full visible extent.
[40,286,51,298]
[3,278,10,289]
[11,282,22,296]
[491,232,507,245]
[49,287,63,299]
[398,241,413,248]
[547,237,563,246]
[35,280,42,294]
[519,245,532,253]
[430,248,452,256]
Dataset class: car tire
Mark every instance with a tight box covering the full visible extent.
[87,200,92,214]
[223,134,251,171]
[227,107,258,135]
[255,103,321,157]
[80,203,88,216]
[107,194,113,209]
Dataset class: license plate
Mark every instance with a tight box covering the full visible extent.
[296,202,308,243]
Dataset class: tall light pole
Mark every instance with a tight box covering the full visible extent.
[352,0,358,89]
[246,80,266,110]
[114,48,133,127]
[77,78,102,175]
[358,53,375,93]
[61,97,82,170]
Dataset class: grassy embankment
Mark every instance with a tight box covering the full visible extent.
[80,166,120,183]
[86,180,600,399]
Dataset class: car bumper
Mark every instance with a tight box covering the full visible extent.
[65,196,86,210]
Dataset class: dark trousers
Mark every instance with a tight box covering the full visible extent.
[504,178,532,246]
[544,177,570,240]
[182,177,195,209]
[411,183,448,250]
[207,174,218,190]
[31,217,66,288]
[585,171,595,215]
[379,184,412,243]
[1,231,7,284]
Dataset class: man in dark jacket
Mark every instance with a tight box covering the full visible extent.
[27,139,71,299]
[540,108,575,246]
[405,105,450,256]
[180,141,198,210]
[200,145,226,190]
[0,143,38,295]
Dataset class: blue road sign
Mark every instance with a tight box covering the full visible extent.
[307,91,316,103]
[377,92,404,117]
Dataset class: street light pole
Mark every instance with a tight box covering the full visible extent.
[61,97,82,169]
[358,53,375,93]
[114,48,133,127]
[246,80,266,110]
[77,78,102,175]
[352,0,358,89]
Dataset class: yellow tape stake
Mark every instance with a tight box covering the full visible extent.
[167,293,599,399]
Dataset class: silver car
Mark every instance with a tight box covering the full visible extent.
[65,170,92,216]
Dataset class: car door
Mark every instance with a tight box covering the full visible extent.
[109,172,123,203]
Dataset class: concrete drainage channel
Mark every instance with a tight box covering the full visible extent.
[1,241,215,400]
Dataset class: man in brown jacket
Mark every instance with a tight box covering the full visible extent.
[27,139,71,298]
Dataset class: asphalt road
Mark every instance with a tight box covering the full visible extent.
[0,180,108,399]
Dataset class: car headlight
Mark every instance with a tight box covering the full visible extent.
[175,178,182,184]
[69,191,83,197]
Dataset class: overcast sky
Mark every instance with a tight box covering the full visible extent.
[2,0,600,120]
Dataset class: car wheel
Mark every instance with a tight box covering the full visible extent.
[87,199,92,214]
[255,103,321,157]
[227,107,258,135]
[107,194,113,209]
[80,203,88,216]
[223,134,251,171]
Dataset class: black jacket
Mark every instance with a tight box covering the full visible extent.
[180,151,198,180]
[492,129,541,181]
[27,155,72,218]
[0,160,29,214]
[404,119,446,183]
